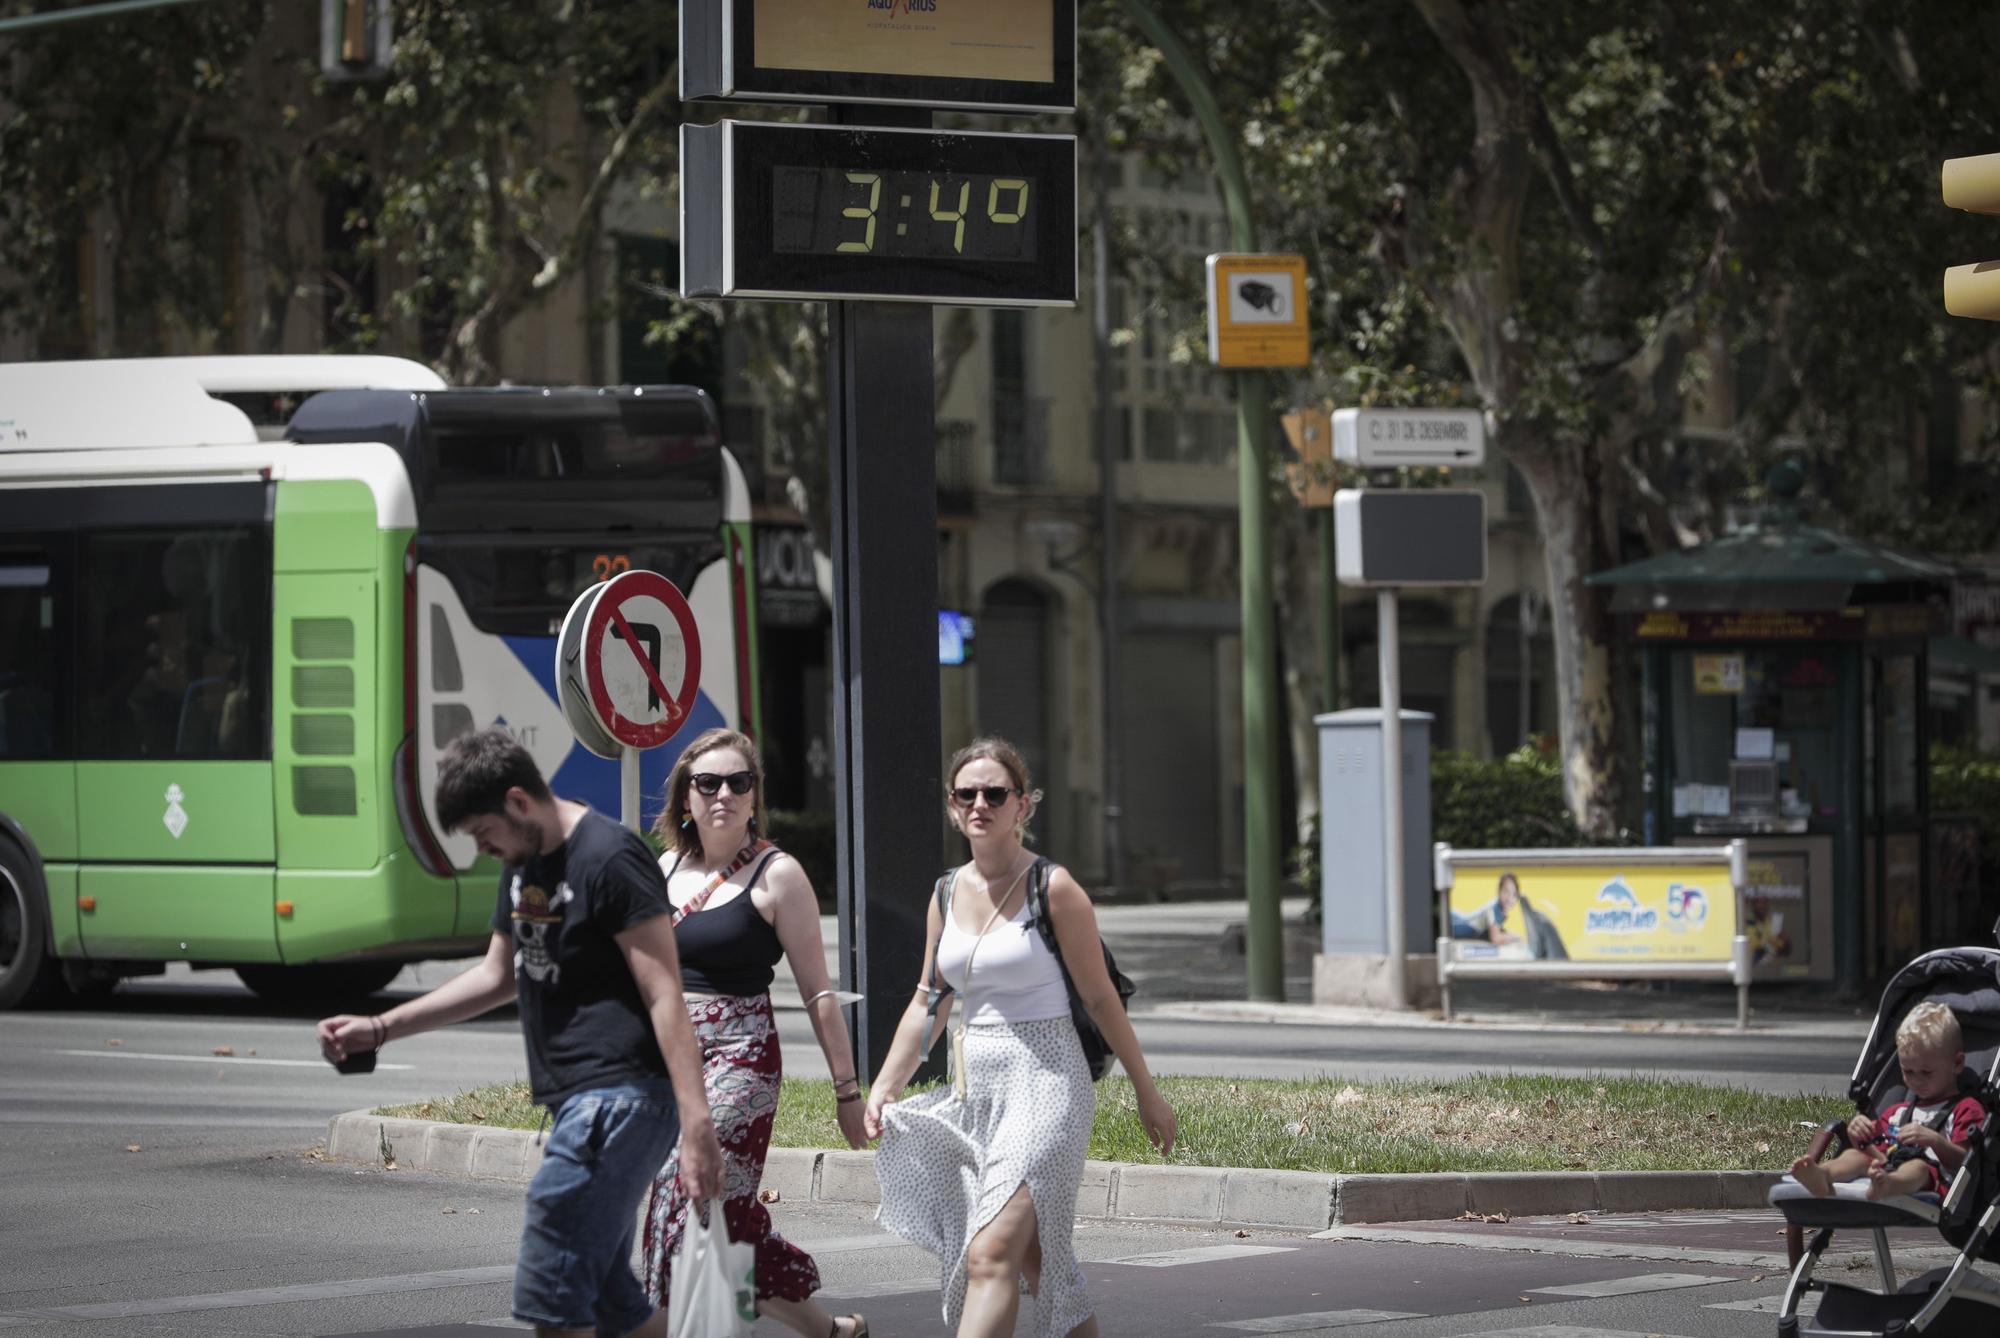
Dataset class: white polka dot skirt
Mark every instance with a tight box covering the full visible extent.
[876,1016,1095,1336]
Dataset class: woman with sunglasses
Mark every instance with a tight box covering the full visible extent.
[639,728,869,1338]
[866,736,1177,1338]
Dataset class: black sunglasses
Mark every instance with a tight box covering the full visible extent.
[950,785,1017,808]
[691,770,756,796]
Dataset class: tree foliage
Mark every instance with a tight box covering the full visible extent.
[1084,0,2000,833]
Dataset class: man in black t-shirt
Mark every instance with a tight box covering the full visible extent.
[318,729,722,1338]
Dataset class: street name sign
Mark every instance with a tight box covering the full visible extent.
[1332,407,1486,469]
[1334,489,1487,588]
[1205,254,1309,368]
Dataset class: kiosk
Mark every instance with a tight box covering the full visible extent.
[1588,464,1956,992]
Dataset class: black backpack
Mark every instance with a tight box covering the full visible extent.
[921,856,1136,1081]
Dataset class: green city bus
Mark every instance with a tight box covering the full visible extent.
[0,356,760,1008]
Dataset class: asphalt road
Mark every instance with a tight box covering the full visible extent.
[0,900,1878,1337]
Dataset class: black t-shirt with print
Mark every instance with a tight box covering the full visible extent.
[488,808,671,1108]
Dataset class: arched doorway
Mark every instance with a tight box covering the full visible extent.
[976,578,1063,853]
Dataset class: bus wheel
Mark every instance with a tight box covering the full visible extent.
[0,839,63,1010]
[235,962,405,1010]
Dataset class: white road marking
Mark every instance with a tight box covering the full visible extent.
[0,1265,511,1322]
[1526,1271,1734,1298]
[1707,1291,1823,1315]
[1466,1329,1702,1338]
[1107,1244,1300,1268]
[802,1232,927,1256]
[54,1048,414,1071]
[1210,1308,1427,1331]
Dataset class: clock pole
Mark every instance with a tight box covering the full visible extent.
[825,102,946,1085]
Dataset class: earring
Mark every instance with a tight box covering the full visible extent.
[748,813,760,833]
[679,814,693,831]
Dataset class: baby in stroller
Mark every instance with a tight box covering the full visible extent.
[1791,1001,1986,1201]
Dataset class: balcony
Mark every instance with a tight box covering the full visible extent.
[992,387,1051,488]
[938,418,976,516]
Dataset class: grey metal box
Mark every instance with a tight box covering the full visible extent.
[1316,708,1433,956]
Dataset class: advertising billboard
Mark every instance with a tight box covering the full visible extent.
[1446,860,1739,965]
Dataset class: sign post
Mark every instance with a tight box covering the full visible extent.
[1333,415,1488,1007]
[679,0,1078,1078]
[1206,252,1310,1002]
[556,570,703,832]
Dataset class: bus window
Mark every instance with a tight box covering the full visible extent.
[0,548,60,758]
[75,529,272,760]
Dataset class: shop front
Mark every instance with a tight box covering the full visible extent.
[1588,470,1955,993]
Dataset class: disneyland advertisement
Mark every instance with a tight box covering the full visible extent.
[1447,863,1740,965]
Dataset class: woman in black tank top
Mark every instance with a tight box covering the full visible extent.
[639,729,870,1338]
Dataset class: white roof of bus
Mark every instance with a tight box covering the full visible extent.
[0,355,444,451]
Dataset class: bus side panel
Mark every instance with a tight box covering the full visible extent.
[80,866,278,963]
[273,479,382,876]
[271,570,379,872]
[276,860,459,962]
[43,864,77,957]
[0,764,78,861]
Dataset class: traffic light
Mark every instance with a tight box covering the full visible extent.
[1943,153,2000,320]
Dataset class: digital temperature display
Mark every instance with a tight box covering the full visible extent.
[680,120,1076,306]
[772,168,1039,263]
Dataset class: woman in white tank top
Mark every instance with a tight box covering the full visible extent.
[865,737,1177,1338]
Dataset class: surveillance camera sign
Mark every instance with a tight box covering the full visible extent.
[1206,253,1308,368]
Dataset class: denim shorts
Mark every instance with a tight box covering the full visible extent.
[514,1081,680,1335]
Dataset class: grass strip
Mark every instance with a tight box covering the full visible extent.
[378,1072,1832,1174]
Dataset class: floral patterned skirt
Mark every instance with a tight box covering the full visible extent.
[641,991,821,1308]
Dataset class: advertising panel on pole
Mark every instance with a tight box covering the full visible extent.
[1205,254,1309,368]
[1282,408,1333,508]
[681,0,1077,113]
[1443,857,1739,966]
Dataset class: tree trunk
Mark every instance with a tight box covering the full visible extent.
[1515,443,1622,838]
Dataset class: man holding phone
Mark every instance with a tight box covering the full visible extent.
[317,728,723,1338]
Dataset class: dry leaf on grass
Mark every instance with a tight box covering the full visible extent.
[1566,1212,1591,1224]
[1457,1210,1511,1225]
[1332,1086,1366,1106]
[442,1207,456,1215]
[760,1189,781,1204]
[212,1045,235,1057]
[1234,1229,1251,1239]
[124,1144,141,1153]
[105,1039,123,1048]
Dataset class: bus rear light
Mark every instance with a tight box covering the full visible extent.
[393,733,453,879]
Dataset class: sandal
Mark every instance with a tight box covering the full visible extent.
[828,1316,868,1338]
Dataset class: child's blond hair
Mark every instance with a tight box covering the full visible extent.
[1897,1001,1963,1058]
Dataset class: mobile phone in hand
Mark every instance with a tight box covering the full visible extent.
[333,1048,378,1075]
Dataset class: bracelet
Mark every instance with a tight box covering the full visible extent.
[802,988,840,1009]
[831,1073,859,1088]
[370,1014,387,1049]
[835,1090,863,1104]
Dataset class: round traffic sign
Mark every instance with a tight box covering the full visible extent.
[556,586,623,761]
[579,570,702,750]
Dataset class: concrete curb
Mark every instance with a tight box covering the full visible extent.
[328,1110,1781,1230]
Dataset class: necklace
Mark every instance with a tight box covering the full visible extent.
[951,851,1035,1099]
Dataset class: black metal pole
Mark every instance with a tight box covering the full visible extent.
[827,107,944,1085]
[1090,130,1125,893]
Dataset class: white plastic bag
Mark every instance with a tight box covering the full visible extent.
[665,1199,756,1338]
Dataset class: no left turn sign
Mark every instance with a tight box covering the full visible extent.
[578,569,702,751]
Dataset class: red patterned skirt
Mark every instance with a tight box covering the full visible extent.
[641,991,821,1307]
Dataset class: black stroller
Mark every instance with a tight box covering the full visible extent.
[1770,946,2000,1336]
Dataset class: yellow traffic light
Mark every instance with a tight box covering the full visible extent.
[1944,153,2000,319]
